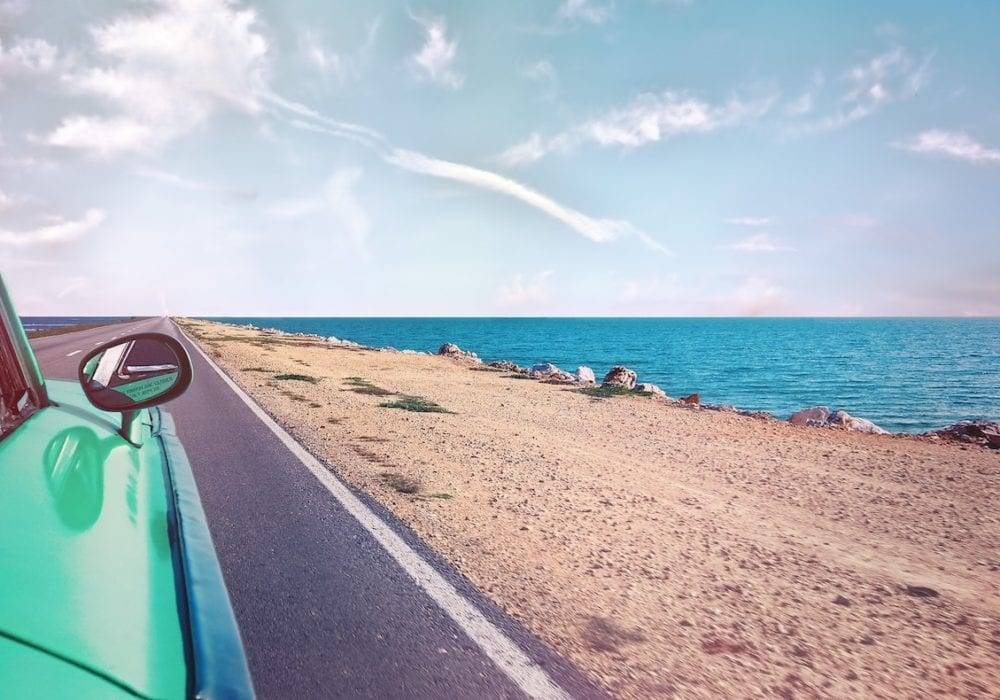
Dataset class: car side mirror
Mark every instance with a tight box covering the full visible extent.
[78,332,192,441]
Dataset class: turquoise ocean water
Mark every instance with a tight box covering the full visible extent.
[197,317,1000,434]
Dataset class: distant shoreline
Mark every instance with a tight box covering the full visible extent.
[190,317,999,440]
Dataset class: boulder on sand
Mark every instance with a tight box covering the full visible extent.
[636,382,667,398]
[789,406,831,427]
[530,363,576,382]
[488,360,523,373]
[923,421,1000,449]
[437,342,482,364]
[680,393,700,405]
[789,405,887,434]
[602,366,637,390]
[574,366,596,384]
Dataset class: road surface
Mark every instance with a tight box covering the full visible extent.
[31,317,599,699]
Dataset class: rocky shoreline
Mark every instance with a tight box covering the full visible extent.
[224,322,1000,450]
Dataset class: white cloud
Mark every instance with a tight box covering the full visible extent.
[135,167,257,200]
[44,0,269,156]
[408,12,463,90]
[267,168,370,253]
[384,147,667,253]
[895,129,1000,164]
[0,208,105,246]
[795,46,929,133]
[733,276,786,316]
[496,133,547,168]
[0,36,59,77]
[299,18,380,84]
[719,233,794,253]
[785,69,824,116]
[557,0,614,26]
[725,216,772,226]
[498,270,554,306]
[56,277,88,299]
[499,90,776,164]
[524,60,556,83]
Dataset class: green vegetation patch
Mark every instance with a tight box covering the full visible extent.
[380,472,422,495]
[274,373,319,383]
[343,376,395,396]
[241,367,271,373]
[579,385,653,399]
[379,395,454,414]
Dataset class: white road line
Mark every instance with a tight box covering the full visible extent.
[175,323,569,700]
[66,350,83,357]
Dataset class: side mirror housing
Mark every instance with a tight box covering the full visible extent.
[78,332,193,441]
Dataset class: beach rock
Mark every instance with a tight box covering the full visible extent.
[636,383,667,398]
[789,406,831,427]
[789,406,887,434]
[827,410,889,435]
[575,366,596,384]
[438,342,481,363]
[602,366,637,390]
[681,393,700,405]
[923,421,1000,449]
[529,363,576,382]
[488,360,522,373]
[531,362,560,375]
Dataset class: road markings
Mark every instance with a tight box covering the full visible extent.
[66,350,83,357]
[176,324,570,700]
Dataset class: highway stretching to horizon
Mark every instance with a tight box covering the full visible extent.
[31,317,601,699]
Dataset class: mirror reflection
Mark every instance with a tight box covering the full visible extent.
[82,338,181,410]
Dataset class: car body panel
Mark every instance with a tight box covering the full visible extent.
[0,379,187,698]
[0,635,134,699]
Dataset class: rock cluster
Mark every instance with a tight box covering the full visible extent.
[488,360,523,373]
[788,406,888,434]
[437,342,482,364]
[602,366,637,390]
[636,383,667,398]
[922,421,1000,449]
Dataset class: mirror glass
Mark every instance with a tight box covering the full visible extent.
[81,337,181,410]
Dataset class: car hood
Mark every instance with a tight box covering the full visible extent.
[0,380,187,698]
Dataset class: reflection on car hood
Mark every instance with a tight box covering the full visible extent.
[0,380,187,698]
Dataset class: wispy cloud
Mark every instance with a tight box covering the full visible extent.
[557,0,614,26]
[0,208,105,246]
[498,90,776,166]
[42,0,269,156]
[719,233,794,253]
[793,46,930,134]
[895,129,1000,164]
[498,270,554,306]
[135,167,257,200]
[524,60,556,83]
[0,36,59,78]
[784,69,824,116]
[725,216,773,227]
[267,168,370,255]
[408,12,463,90]
[299,17,380,85]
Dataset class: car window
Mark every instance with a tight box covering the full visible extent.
[0,319,31,440]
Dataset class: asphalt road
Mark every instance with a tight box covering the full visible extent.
[31,318,599,699]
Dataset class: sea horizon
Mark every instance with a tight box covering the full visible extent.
[24,315,999,434]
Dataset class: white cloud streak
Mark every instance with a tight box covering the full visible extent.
[896,129,1000,164]
[408,12,463,89]
[0,208,105,246]
[135,167,257,200]
[557,0,614,26]
[498,270,554,306]
[725,216,773,226]
[498,90,776,166]
[719,233,794,253]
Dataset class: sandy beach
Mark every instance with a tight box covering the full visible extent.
[178,318,999,698]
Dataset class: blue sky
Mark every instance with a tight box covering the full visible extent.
[1,0,998,316]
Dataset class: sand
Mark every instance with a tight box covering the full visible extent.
[178,318,999,698]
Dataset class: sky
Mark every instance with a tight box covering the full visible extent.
[0,0,998,316]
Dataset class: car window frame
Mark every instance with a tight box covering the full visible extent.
[0,312,38,441]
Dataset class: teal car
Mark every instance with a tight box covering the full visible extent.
[0,276,253,698]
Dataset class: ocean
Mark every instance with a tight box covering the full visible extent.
[199,317,1000,434]
[22,316,999,433]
